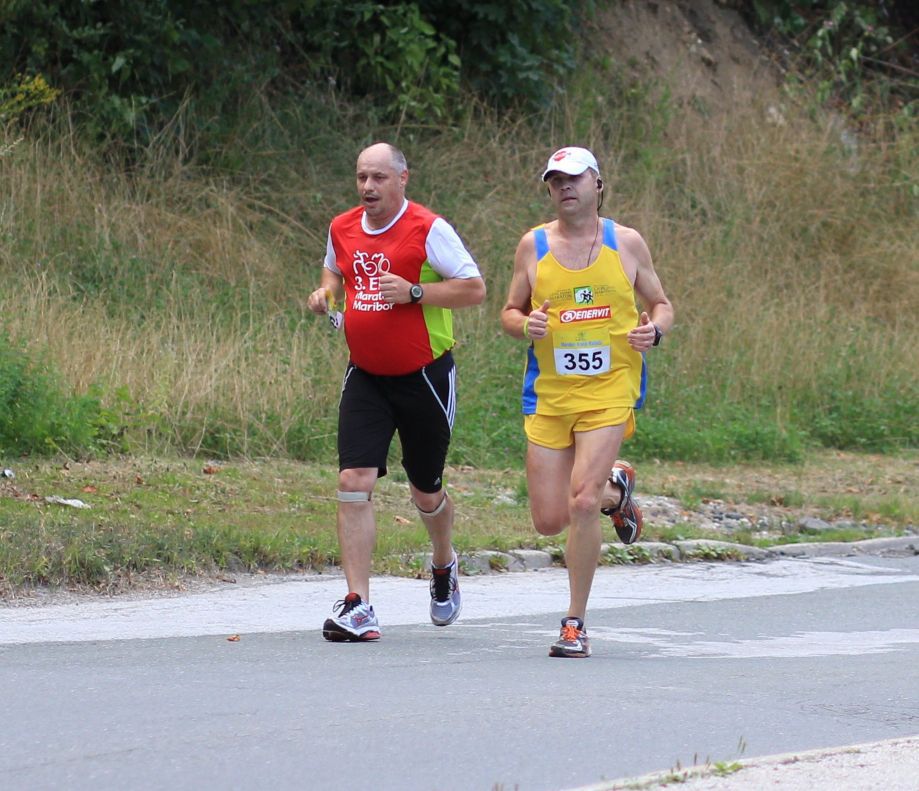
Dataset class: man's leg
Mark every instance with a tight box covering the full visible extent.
[528,438,591,657]
[337,466,379,602]
[392,352,462,625]
[526,441,575,537]
[411,485,454,568]
[564,424,626,619]
[413,485,462,626]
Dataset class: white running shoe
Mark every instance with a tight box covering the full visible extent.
[322,592,381,641]
[429,552,462,626]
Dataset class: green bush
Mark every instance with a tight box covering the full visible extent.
[1,0,590,145]
[803,387,918,450]
[746,1,916,114]
[628,401,807,464]
[2,4,914,466]
[0,335,111,456]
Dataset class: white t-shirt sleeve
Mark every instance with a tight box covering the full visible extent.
[323,229,341,275]
[425,217,481,279]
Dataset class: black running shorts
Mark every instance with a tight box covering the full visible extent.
[338,351,456,493]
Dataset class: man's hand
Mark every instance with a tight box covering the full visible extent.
[526,300,551,339]
[627,311,658,351]
[307,287,331,314]
[379,273,411,304]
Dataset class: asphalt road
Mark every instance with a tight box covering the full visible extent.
[2,555,918,790]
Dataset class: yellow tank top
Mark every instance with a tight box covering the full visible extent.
[521,218,646,415]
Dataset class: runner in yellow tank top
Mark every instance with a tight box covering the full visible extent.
[501,146,674,658]
[524,218,643,415]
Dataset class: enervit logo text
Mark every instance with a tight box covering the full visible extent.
[560,307,611,323]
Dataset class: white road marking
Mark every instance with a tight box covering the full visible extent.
[1,558,916,646]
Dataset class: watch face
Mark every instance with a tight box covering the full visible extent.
[410,285,423,302]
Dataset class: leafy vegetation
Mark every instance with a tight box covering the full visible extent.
[0,3,916,467]
[0,335,114,457]
[746,1,917,114]
[0,0,590,144]
[1,4,915,593]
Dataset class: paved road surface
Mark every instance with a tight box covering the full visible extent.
[2,555,918,790]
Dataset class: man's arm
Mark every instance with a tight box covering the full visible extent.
[501,232,548,339]
[378,272,485,307]
[378,218,486,307]
[619,227,674,351]
[307,267,344,314]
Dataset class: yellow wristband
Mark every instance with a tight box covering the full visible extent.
[523,317,530,339]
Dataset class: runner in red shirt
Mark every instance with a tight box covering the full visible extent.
[307,142,485,641]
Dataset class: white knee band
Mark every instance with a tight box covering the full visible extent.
[414,493,447,517]
[337,490,371,503]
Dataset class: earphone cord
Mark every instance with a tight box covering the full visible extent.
[586,218,599,268]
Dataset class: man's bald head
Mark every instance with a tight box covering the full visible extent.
[355,142,409,229]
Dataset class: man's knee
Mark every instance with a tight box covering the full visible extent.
[532,514,566,536]
[337,468,376,502]
[337,490,371,503]
[570,488,602,520]
[413,491,448,517]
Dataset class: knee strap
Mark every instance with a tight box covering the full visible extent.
[337,490,372,503]
[414,493,447,517]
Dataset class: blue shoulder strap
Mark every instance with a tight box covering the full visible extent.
[602,217,618,250]
[533,226,549,260]
[536,221,615,256]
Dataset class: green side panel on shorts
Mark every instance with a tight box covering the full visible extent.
[419,261,454,359]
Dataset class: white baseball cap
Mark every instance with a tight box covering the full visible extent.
[541,146,600,181]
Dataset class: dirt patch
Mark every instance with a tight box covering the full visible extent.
[595,0,782,118]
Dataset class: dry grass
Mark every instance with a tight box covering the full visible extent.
[0,89,916,459]
[0,449,914,594]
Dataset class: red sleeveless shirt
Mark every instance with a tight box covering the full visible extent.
[329,202,457,375]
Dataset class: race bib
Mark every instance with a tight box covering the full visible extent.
[553,329,611,375]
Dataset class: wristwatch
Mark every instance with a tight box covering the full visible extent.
[409,284,424,304]
[652,323,663,347]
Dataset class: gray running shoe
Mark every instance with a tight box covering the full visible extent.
[549,617,591,658]
[429,552,462,626]
[601,460,643,544]
[322,592,381,641]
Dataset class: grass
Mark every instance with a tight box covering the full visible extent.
[0,449,914,595]
[1,71,916,465]
[0,38,916,595]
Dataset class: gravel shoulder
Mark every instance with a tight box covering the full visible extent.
[584,736,919,791]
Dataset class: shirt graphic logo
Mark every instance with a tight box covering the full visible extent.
[352,251,391,286]
[351,250,394,313]
[573,286,594,305]
[560,306,611,323]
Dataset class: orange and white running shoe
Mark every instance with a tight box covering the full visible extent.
[549,617,591,658]
[601,460,643,544]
